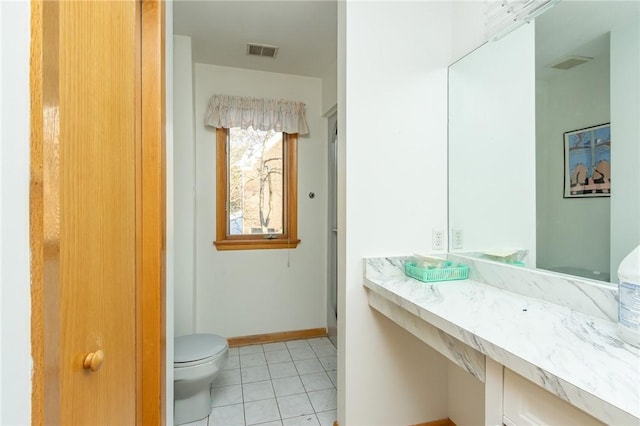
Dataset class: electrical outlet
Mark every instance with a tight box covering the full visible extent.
[432,229,445,250]
[452,228,464,249]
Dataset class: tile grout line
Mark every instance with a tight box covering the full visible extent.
[204,339,336,426]
[267,348,284,426]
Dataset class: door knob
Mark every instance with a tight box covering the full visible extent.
[83,349,105,372]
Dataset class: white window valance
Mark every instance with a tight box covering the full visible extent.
[205,95,310,135]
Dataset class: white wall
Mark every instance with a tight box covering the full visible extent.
[0,1,32,423]
[451,1,486,63]
[321,59,337,116]
[0,2,4,419]
[536,53,610,275]
[192,64,327,338]
[336,3,346,422]
[340,2,473,424]
[165,2,175,423]
[448,23,536,262]
[610,19,640,277]
[447,362,484,426]
[173,35,196,337]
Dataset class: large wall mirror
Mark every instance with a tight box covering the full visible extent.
[448,1,639,284]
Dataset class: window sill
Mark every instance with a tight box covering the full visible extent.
[213,239,301,251]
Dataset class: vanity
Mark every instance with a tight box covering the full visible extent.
[363,255,639,426]
[399,2,640,423]
[361,2,639,424]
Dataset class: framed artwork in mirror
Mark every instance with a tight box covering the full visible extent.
[563,123,611,198]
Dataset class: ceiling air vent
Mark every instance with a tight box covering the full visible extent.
[247,43,279,59]
[551,56,593,70]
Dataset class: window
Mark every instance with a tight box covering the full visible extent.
[214,127,300,250]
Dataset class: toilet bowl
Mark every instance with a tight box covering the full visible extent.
[174,333,229,425]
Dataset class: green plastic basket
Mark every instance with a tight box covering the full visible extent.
[404,262,469,283]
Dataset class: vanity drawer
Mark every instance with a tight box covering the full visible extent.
[502,369,604,426]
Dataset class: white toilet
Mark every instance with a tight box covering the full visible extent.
[174,333,229,425]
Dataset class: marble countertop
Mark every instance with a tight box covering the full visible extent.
[363,257,640,425]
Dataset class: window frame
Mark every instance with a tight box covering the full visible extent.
[214,127,300,250]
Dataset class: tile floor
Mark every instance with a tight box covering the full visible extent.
[180,337,337,426]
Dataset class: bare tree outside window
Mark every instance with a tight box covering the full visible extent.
[228,127,284,235]
[214,127,298,251]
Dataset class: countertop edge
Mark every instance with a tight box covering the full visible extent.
[362,273,639,425]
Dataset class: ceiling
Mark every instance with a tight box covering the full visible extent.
[173,0,337,78]
[535,1,639,80]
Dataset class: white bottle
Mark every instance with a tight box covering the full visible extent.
[618,245,640,347]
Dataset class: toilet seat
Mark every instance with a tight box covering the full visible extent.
[175,334,228,367]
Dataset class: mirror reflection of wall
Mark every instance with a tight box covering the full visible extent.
[535,1,639,283]
[609,12,640,281]
[448,23,536,264]
[535,15,611,281]
[448,1,639,285]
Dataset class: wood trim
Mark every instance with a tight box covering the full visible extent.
[330,420,450,426]
[227,328,327,347]
[31,1,63,423]
[30,1,44,424]
[285,132,299,245]
[138,1,166,425]
[134,0,143,422]
[214,239,301,251]
[215,127,228,244]
[214,128,300,250]
[411,419,456,426]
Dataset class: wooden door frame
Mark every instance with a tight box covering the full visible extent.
[29,0,166,424]
[138,1,166,424]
